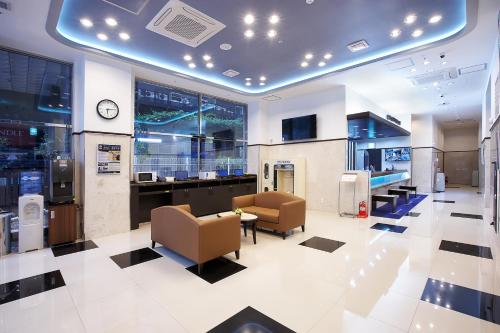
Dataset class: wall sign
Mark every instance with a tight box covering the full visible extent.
[97,144,121,174]
[386,114,401,125]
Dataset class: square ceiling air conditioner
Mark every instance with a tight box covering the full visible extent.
[146,0,226,48]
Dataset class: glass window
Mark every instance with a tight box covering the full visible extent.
[201,95,247,140]
[135,81,199,136]
[200,138,247,174]
[0,49,72,213]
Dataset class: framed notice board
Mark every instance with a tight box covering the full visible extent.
[97,144,121,174]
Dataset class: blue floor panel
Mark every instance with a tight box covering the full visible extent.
[371,194,427,219]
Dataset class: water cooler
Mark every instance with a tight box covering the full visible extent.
[50,159,74,203]
[18,194,44,252]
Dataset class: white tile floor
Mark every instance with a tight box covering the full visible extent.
[1,187,500,332]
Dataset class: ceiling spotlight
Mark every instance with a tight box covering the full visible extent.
[206,62,214,68]
[80,18,93,28]
[203,54,211,61]
[412,29,423,38]
[118,32,130,40]
[245,82,252,86]
[220,43,232,51]
[300,61,309,68]
[423,59,430,65]
[188,63,196,69]
[183,54,192,61]
[305,53,313,60]
[442,61,448,65]
[259,82,265,86]
[244,29,255,38]
[411,68,417,72]
[105,17,118,27]
[97,33,108,41]
[245,77,252,81]
[244,14,255,25]
[429,15,442,24]
[267,29,277,38]
[433,81,439,87]
[318,61,326,67]
[260,76,266,81]
[324,53,332,59]
[404,14,417,25]
[269,14,280,24]
[390,29,401,38]
[306,0,314,4]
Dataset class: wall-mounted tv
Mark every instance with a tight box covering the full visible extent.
[385,147,411,161]
[282,114,317,141]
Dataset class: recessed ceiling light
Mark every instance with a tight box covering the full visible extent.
[267,29,277,38]
[442,61,447,65]
[260,76,266,81]
[411,68,417,72]
[80,18,93,28]
[390,29,401,38]
[306,0,314,4]
[259,82,265,86]
[300,61,309,68]
[105,17,118,27]
[220,43,232,51]
[97,33,108,41]
[244,14,255,25]
[412,29,423,38]
[206,62,214,68]
[245,82,252,86]
[269,14,280,24]
[433,81,439,87]
[429,15,442,24]
[404,14,417,25]
[183,54,192,61]
[423,59,430,65]
[305,53,313,60]
[118,32,130,40]
[324,53,332,60]
[188,63,196,69]
[203,54,211,61]
[318,61,326,67]
[245,77,252,81]
[244,29,255,38]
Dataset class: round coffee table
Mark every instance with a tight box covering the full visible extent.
[217,212,258,244]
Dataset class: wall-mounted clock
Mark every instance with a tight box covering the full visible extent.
[96,99,119,120]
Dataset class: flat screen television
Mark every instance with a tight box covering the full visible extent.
[385,147,411,161]
[282,114,317,141]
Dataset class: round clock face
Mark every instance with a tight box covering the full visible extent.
[96,99,119,120]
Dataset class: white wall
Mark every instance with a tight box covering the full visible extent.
[411,114,434,147]
[444,127,479,151]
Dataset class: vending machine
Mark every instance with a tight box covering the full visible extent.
[261,159,306,199]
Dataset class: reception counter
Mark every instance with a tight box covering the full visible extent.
[130,175,257,230]
[370,171,410,190]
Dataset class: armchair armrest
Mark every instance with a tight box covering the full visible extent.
[176,204,191,214]
[279,200,306,229]
[232,194,255,210]
[198,215,241,263]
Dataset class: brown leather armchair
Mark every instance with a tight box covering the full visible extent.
[151,204,241,273]
[232,192,306,239]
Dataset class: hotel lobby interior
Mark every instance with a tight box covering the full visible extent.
[1,0,500,332]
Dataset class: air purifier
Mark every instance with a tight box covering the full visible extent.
[18,194,44,252]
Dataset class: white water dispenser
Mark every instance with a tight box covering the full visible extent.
[18,194,44,252]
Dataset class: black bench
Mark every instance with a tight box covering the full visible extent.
[399,185,417,197]
[388,189,410,203]
[372,194,399,213]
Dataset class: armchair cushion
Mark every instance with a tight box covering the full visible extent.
[250,207,279,224]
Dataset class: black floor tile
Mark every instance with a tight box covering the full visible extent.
[406,212,421,217]
[433,200,455,203]
[51,240,98,257]
[207,306,296,333]
[450,212,483,220]
[371,222,407,233]
[0,270,65,305]
[110,247,162,269]
[299,236,345,253]
[186,257,246,284]
[421,278,500,325]
[439,240,493,259]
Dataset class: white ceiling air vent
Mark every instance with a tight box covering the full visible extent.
[347,40,369,52]
[386,58,414,71]
[102,0,148,15]
[459,63,487,75]
[262,95,282,101]
[222,69,240,77]
[409,67,458,86]
[146,0,226,48]
[0,1,11,13]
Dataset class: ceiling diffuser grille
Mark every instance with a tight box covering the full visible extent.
[146,0,225,48]
[409,68,458,85]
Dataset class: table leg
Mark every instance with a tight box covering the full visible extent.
[252,222,257,244]
[243,223,247,237]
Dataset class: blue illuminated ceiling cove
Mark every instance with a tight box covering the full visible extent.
[49,0,468,94]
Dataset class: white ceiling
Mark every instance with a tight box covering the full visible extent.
[0,0,498,126]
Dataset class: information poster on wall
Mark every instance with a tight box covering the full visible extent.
[97,144,121,174]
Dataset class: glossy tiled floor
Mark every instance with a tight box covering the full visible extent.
[1,187,499,332]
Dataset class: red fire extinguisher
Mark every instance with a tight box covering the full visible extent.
[358,201,368,218]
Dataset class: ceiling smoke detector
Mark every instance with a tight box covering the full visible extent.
[222,69,240,77]
[347,40,369,52]
[146,0,226,48]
